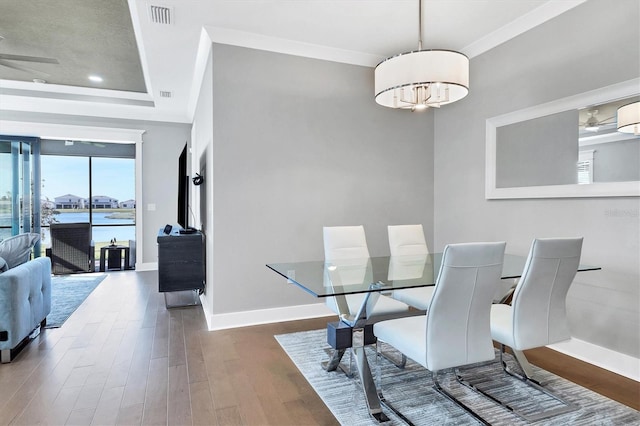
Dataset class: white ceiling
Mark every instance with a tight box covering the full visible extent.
[0,0,587,124]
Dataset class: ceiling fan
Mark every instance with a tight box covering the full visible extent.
[0,35,59,76]
[580,109,615,132]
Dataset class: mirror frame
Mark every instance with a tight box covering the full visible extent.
[486,78,640,199]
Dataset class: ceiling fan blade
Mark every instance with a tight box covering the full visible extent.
[0,58,50,75]
[598,116,615,124]
[0,53,59,64]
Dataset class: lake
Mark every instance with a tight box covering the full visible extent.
[0,211,136,245]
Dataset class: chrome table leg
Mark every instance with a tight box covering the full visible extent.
[353,345,389,422]
[323,348,346,372]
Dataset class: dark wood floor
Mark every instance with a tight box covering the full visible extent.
[0,271,637,425]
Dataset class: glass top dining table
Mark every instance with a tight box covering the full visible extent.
[266,253,601,298]
[266,253,600,423]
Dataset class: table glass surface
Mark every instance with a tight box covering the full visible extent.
[266,254,600,298]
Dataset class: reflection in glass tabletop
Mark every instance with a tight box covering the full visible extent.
[266,254,600,298]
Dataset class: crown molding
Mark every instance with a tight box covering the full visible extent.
[462,0,588,58]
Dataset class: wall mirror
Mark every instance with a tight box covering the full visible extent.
[486,79,640,199]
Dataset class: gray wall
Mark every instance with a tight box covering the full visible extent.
[191,48,215,315]
[496,110,578,187]
[434,0,640,357]
[0,110,191,265]
[206,44,434,314]
[588,139,640,183]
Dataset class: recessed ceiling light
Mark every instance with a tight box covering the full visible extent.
[32,78,46,84]
[88,75,103,83]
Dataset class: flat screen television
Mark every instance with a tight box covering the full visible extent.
[177,143,189,230]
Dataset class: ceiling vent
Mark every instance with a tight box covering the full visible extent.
[149,4,173,24]
[159,91,172,98]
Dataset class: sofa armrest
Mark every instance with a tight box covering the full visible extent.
[0,257,51,352]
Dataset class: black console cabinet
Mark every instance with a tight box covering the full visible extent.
[157,228,205,293]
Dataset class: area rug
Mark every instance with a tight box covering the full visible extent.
[45,273,107,328]
[275,329,640,425]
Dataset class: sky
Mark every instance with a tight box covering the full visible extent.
[0,155,135,202]
[41,156,135,201]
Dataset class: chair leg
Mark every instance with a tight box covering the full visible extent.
[432,370,491,426]
[376,392,415,426]
[378,345,407,369]
[499,344,540,385]
[375,341,381,390]
[456,348,579,422]
[326,343,397,379]
[374,341,401,390]
[374,341,416,425]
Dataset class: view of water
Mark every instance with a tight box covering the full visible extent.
[0,211,135,245]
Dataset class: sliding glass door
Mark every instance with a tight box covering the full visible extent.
[40,143,136,267]
[90,157,136,253]
[1,137,135,267]
[0,136,42,255]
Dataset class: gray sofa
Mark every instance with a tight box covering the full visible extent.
[0,256,52,363]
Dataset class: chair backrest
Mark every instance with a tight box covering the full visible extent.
[388,224,429,257]
[323,226,370,315]
[511,237,583,350]
[50,222,92,274]
[387,254,428,281]
[323,226,370,260]
[324,257,372,287]
[426,242,506,371]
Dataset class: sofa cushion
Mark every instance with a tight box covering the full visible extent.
[0,256,7,273]
[0,233,40,269]
[0,256,52,357]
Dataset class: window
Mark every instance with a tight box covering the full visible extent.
[577,150,595,184]
[40,140,136,266]
[0,137,41,246]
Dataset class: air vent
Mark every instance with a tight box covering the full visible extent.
[159,91,172,98]
[149,4,173,24]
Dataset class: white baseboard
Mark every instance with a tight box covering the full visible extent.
[199,293,214,330]
[201,302,335,331]
[548,338,640,382]
[196,300,639,383]
[135,261,158,271]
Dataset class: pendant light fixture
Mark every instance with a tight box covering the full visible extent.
[616,101,640,135]
[374,0,469,111]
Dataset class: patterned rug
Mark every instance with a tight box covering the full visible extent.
[45,273,106,328]
[275,329,639,425]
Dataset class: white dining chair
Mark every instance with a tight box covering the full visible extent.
[323,226,408,318]
[483,237,583,420]
[387,224,434,310]
[492,237,583,377]
[374,241,506,424]
[323,226,410,376]
[388,224,429,257]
